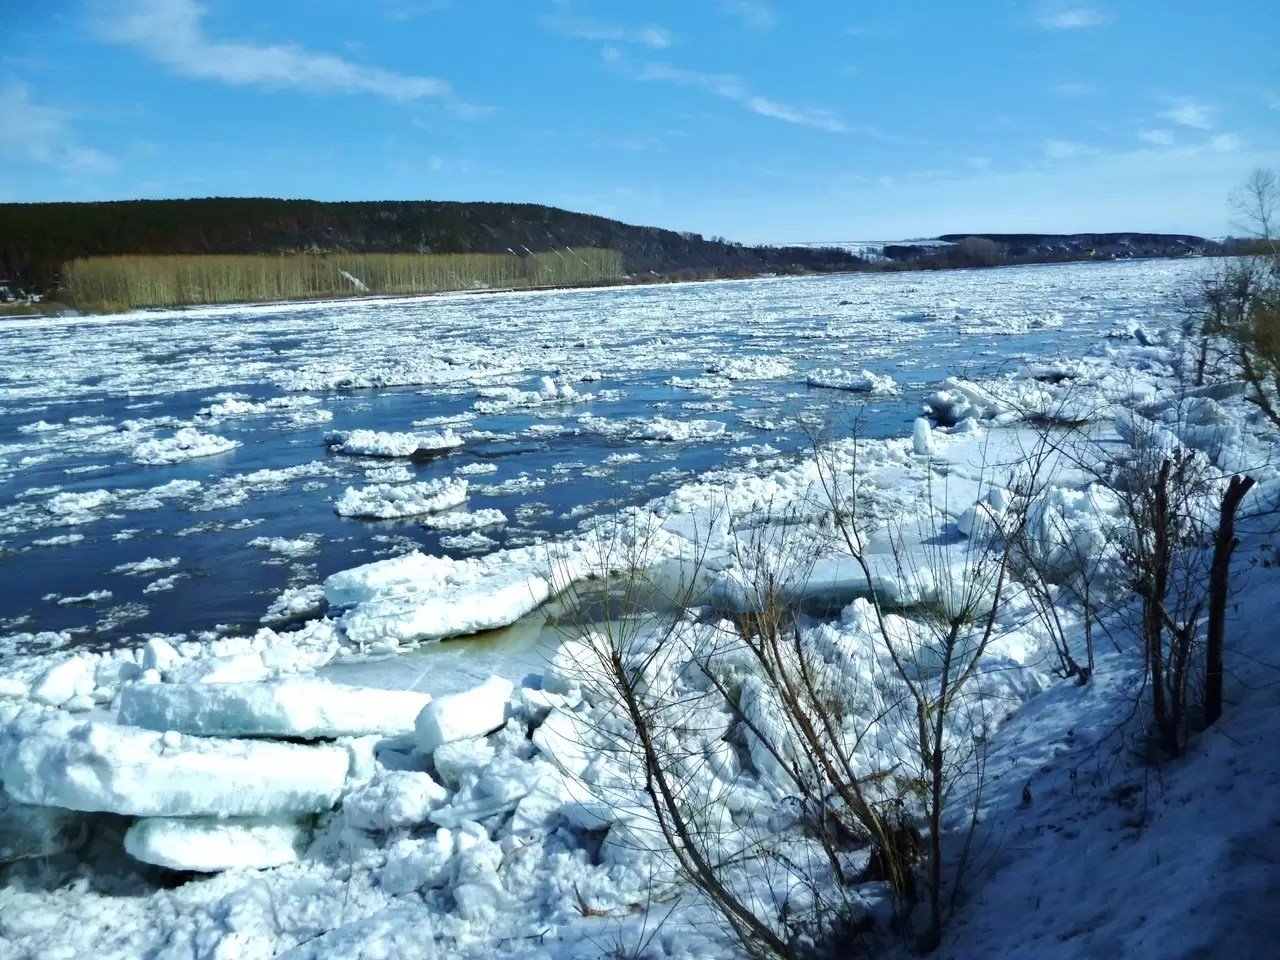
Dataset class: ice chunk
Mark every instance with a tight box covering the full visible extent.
[0,794,87,862]
[431,736,496,789]
[117,680,431,740]
[912,417,936,456]
[325,428,463,458]
[123,815,307,872]
[29,657,96,707]
[343,771,448,832]
[415,676,513,753]
[142,636,181,672]
[531,707,593,777]
[0,711,350,816]
[379,831,456,894]
[334,478,467,519]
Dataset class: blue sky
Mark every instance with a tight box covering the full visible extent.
[2,0,1277,242]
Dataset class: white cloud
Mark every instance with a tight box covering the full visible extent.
[0,81,117,174]
[1036,6,1110,29]
[1208,133,1241,153]
[544,13,673,48]
[1043,139,1091,159]
[718,1,777,30]
[1160,99,1213,129]
[1138,129,1175,145]
[629,60,848,133]
[92,0,479,112]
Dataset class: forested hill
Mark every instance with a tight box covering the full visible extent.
[0,197,861,290]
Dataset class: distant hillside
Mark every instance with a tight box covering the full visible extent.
[0,198,863,292]
[931,232,1218,261]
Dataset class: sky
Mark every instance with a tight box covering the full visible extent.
[2,0,1278,242]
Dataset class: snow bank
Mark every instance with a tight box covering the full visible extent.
[325,428,463,458]
[133,428,239,465]
[117,680,431,739]
[0,711,350,816]
[334,478,468,519]
[123,816,308,872]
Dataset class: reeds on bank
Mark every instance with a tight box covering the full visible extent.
[61,248,626,310]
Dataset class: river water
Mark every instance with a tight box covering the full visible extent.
[0,258,1205,659]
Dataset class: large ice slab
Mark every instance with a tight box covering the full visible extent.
[334,478,467,519]
[0,711,350,817]
[324,550,554,647]
[117,680,431,740]
[123,815,307,872]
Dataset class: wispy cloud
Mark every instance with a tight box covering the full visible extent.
[1043,138,1094,159]
[0,80,117,174]
[614,55,849,133]
[718,1,777,30]
[1160,99,1214,129]
[544,12,673,49]
[91,0,481,113]
[1138,129,1175,146]
[1035,6,1111,29]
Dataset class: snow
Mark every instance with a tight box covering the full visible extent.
[0,711,352,816]
[415,676,513,754]
[334,478,468,519]
[325,428,464,458]
[133,427,239,465]
[124,816,308,872]
[117,679,431,739]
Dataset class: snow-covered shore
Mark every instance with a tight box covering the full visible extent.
[2,266,1279,959]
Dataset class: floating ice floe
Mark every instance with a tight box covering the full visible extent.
[473,376,586,414]
[117,679,431,739]
[133,427,239,465]
[325,428,464,458]
[631,416,727,442]
[199,395,321,419]
[334,478,468,520]
[111,556,181,576]
[419,507,506,532]
[806,368,899,394]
